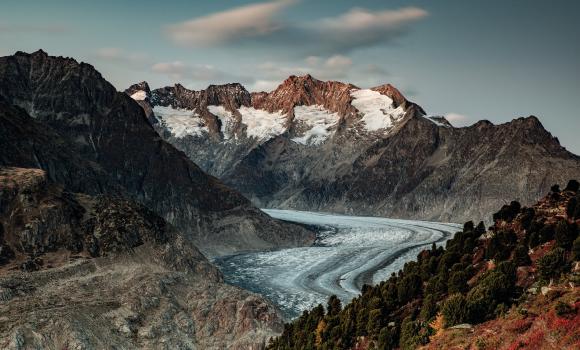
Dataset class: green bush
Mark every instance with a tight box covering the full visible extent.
[555,301,574,317]
[493,201,521,222]
[537,247,568,283]
[448,270,468,294]
[377,326,398,350]
[466,262,516,323]
[442,294,468,327]
[564,180,579,192]
[555,220,578,249]
[513,244,532,266]
[397,273,422,304]
[572,236,580,261]
[419,294,438,321]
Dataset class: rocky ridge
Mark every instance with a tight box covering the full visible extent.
[128,75,580,223]
[0,50,313,257]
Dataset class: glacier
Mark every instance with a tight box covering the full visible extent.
[214,209,461,319]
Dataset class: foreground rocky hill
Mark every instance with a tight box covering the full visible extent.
[0,50,313,257]
[0,167,283,349]
[267,180,580,349]
[128,76,580,223]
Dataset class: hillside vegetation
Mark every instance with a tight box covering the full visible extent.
[268,180,580,349]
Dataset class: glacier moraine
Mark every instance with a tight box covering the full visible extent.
[214,209,461,319]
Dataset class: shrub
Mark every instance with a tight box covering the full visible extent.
[326,295,342,317]
[442,294,468,327]
[448,270,468,294]
[520,208,535,230]
[486,230,517,261]
[555,301,574,317]
[564,180,579,192]
[377,326,398,350]
[367,308,383,335]
[419,294,438,321]
[551,184,561,193]
[572,236,580,261]
[537,247,568,284]
[493,201,521,222]
[539,224,555,243]
[397,273,422,304]
[555,220,577,249]
[513,244,532,266]
[466,262,516,323]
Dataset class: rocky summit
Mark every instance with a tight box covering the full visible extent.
[0,50,314,257]
[0,50,315,350]
[128,75,580,223]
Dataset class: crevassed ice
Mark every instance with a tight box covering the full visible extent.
[153,105,207,138]
[215,209,461,319]
[350,89,406,132]
[291,105,340,146]
[130,90,147,101]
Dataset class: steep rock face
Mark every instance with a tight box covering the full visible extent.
[0,51,313,256]
[130,75,580,223]
[0,167,283,349]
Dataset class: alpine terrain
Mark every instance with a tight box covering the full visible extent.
[0,50,313,349]
[126,76,580,223]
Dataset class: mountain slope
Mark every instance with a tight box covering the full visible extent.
[0,50,313,256]
[0,167,283,349]
[129,75,580,223]
[267,180,580,349]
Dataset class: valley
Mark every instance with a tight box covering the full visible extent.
[215,209,460,319]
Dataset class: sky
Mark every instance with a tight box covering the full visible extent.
[1,0,579,153]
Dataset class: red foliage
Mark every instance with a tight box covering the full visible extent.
[524,329,545,350]
[506,318,533,332]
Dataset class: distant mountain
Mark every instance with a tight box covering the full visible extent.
[128,75,580,223]
[0,50,313,257]
[0,50,316,349]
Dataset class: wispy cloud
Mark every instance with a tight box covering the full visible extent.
[94,47,149,65]
[151,60,254,86]
[257,54,353,82]
[164,2,428,55]
[166,0,295,47]
[0,22,70,34]
[445,112,470,125]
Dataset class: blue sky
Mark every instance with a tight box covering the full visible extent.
[1,0,579,153]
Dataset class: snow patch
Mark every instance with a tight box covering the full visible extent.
[210,105,287,142]
[351,89,406,132]
[424,115,452,128]
[291,105,339,145]
[239,106,287,141]
[130,90,147,101]
[153,105,207,138]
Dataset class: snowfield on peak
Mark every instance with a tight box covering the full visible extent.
[153,105,208,138]
[239,106,287,141]
[130,90,147,101]
[350,89,406,132]
[291,105,340,146]
[209,105,287,142]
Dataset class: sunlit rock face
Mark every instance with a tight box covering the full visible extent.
[129,74,580,223]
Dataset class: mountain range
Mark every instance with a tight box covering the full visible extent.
[0,50,312,349]
[1,50,579,349]
[126,75,580,223]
